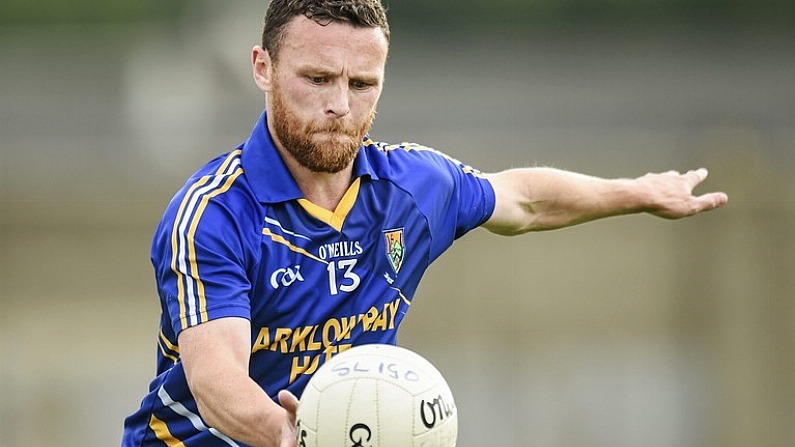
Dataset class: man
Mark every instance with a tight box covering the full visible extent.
[121,1,728,446]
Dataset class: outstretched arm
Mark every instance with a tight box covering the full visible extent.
[482,167,728,236]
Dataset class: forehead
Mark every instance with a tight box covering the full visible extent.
[277,16,389,73]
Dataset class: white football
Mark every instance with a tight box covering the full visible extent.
[295,344,457,447]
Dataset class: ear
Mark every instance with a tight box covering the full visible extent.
[252,45,273,93]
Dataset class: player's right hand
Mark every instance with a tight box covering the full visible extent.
[278,390,300,447]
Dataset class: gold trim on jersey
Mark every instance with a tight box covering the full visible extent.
[149,414,186,447]
[297,177,361,232]
[391,287,412,306]
[262,228,328,264]
[169,150,244,331]
[158,331,179,365]
[377,142,486,178]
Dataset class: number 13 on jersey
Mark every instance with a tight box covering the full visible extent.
[326,259,360,295]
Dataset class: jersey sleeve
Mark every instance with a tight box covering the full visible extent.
[151,178,256,337]
[384,144,496,262]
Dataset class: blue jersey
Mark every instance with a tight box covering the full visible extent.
[122,111,495,447]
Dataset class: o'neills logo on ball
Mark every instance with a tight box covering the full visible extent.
[349,423,372,447]
[383,228,405,274]
[420,394,456,429]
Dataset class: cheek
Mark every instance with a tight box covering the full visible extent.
[353,89,382,113]
[280,78,316,108]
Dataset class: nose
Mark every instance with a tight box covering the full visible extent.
[325,82,350,118]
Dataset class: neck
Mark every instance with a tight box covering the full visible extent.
[293,165,354,211]
[273,144,353,211]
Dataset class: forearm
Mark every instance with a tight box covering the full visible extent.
[521,168,643,228]
[484,168,641,234]
[179,318,294,447]
[483,167,727,235]
[190,369,286,447]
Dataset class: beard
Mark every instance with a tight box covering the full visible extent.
[270,85,375,174]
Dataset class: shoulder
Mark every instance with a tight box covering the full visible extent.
[176,149,252,206]
[362,139,485,181]
[160,149,261,238]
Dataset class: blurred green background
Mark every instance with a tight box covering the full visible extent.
[1,1,793,446]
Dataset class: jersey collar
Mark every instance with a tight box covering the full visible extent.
[241,111,377,204]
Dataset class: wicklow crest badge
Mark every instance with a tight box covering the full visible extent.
[383,228,405,274]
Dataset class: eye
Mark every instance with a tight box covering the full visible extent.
[309,76,327,85]
[350,80,370,90]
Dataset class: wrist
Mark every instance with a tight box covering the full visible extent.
[623,177,653,214]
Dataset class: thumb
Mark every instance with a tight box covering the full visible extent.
[694,191,729,213]
[278,390,300,447]
[278,389,300,418]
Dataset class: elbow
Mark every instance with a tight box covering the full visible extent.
[485,212,579,235]
[483,213,546,236]
[186,374,222,426]
[485,225,524,237]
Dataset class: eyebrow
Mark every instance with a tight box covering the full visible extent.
[297,65,382,85]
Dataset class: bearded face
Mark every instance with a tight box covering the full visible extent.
[270,77,376,174]
[254,16,388,174]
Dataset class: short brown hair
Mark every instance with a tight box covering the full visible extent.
[262,0,390,62]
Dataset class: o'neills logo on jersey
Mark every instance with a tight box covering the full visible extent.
[383,228,405,274]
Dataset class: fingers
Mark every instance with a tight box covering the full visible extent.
[660,168,707,190]
[684,168,728,213]
[684,168,709,189]
[645,167,727,218]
